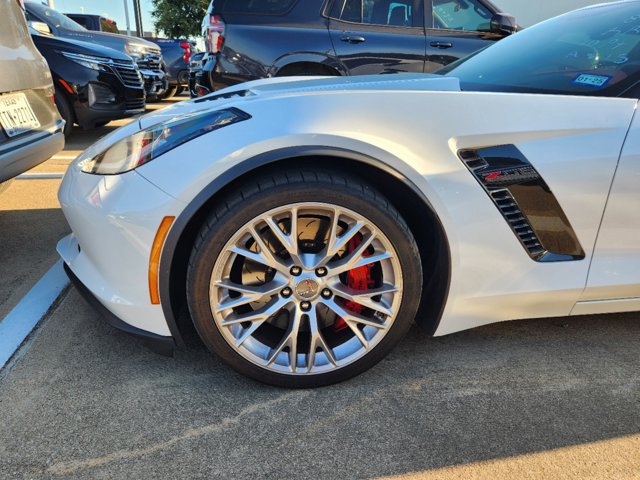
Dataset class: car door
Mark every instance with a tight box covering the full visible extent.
[575,109,640,314]
[425,0,502,72]
[328,0,426,75]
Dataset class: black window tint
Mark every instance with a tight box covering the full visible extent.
[26,3,86,31]
[333,0,417,27]
[445,3,640,97]
[69,15,87,27]
[433,0,492,32]
[218,0,297,15]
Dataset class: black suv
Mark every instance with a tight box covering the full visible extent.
[196,0,517,95]
[25,2,168,100]
[31,30,145,136]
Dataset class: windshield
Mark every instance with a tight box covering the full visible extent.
[26,2,87,32]
[443,2,640,97]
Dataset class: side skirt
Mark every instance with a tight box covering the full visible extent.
[572,297,640,316]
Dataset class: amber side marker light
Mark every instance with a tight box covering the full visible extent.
[149,216,175,305]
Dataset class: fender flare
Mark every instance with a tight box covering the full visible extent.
[158,146,451,346]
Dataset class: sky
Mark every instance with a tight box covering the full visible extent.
[48,0,157,35]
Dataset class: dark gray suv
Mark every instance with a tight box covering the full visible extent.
[196,0,517,95]
[0,0,64,192]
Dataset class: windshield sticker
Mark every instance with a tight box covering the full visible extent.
[573,74,612,88]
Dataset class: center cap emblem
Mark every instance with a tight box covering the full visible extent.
[296,279,319,299]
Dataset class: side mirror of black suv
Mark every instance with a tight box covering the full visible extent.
[490,13,518,36]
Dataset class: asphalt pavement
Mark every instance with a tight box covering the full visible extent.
[0,94,638,480]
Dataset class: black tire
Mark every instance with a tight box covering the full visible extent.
[94,121,109,128]
[163,85,178,99]
[186,170,423,388]
[54,88,74,137]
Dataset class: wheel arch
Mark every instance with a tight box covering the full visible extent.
[269,53,347,78]
[159,147,451,346]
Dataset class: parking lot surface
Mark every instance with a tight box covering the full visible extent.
[1,297,639,479]
[0,95,639,479]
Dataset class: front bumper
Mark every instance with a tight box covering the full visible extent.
[63,263,174,355]
[74,98,145,129]
[140,69,169,98]
[57,164,186,342]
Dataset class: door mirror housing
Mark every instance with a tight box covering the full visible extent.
[29,21,52,35]
[490,13,517,36]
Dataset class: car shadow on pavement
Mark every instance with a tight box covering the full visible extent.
[0,288,638,479]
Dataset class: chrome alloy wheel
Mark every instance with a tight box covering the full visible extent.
[209,203,403,375]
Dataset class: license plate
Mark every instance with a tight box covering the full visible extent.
[0,92,41,138]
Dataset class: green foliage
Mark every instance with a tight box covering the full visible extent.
[151,0,209,38]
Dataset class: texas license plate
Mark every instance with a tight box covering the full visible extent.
[0,92,41,137]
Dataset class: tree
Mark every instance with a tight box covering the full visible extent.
[151,0,209,38]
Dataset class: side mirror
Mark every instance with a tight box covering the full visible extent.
[490,13,517,36]
[29,21,52,35]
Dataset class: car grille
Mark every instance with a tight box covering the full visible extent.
[125,99,145,111]
[111,60,144,89]
[137,53,163,71]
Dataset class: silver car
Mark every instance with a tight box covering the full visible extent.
[0,0,64,192]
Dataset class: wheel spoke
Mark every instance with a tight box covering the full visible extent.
[229,245,291,275]
[321,298,394,349]
[213,279,287,313]
[227,298,289,346]
[330,282,398,317]
[328,232,392,277]
[221,297,287,328]
[322,217,365,265]
[266,304,303,372]
[307,307,337,372]
[264,207,301,265]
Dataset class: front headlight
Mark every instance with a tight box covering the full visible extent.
[125,43,148,60]
[61,51,110,71]
[78,108,251,175]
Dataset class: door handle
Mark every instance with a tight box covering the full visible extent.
[430,41,453,49]
[341,35,366,44]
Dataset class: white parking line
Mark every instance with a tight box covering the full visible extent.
[16,173,65,180]
[51,154,79,160]
[0,260,69,369]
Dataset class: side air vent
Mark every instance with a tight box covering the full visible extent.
[459,145,584,263]
[489,189,545,257]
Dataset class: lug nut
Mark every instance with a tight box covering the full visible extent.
[281,287,292,298]
[300,301,312,312]
[321,289,332,299]
[316,267,328,277]
[290,266,302,276]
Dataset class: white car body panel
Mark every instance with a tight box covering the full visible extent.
[57,73,640,341]
[576,108,640,312]
[57,169,185,336]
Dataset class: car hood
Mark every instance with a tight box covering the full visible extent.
[31,32,133,62]
[58,29,160,54]
[138,74,461,129]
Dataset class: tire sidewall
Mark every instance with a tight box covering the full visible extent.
[187,180,422,388]
[54,89,73,137]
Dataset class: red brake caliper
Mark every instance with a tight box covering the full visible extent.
[334,233,375,332]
